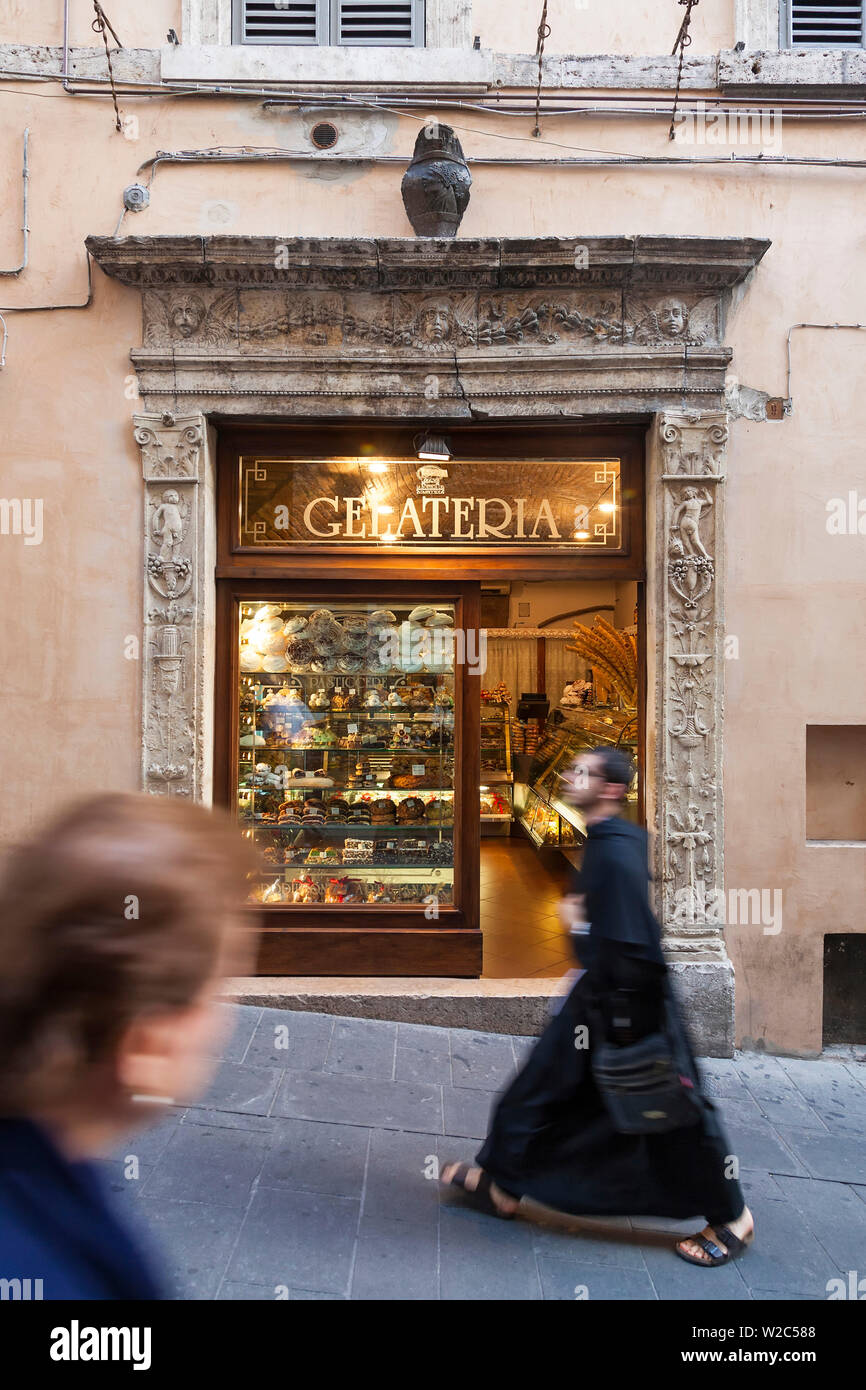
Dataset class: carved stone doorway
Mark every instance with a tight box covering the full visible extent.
[89,233,770,1054]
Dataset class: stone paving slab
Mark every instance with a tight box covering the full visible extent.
[100,1005,866,1301]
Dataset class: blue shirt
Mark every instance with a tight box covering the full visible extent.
[0,1117,164,1300]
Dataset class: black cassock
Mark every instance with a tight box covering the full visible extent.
[476,815,744,1225]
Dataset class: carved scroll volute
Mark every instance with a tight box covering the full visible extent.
[135,412,206,799]
[657,411,728,956]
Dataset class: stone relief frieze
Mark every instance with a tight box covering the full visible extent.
[655,412,727,957]
[141,287,721,353]
[143,291,237,348]
[136,413,208,800]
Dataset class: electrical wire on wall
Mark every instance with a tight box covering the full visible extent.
[669,0,700,140]
[91,0,123,131]
[532,1,550,139]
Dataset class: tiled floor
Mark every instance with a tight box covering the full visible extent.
[100,1005,866,1301]
[480,835,575,979]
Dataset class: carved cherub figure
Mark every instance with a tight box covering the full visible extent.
[671,486,712,559]
[152,488,185,563]
[171,294,206,339]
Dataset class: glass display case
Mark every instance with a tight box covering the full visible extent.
[515,707,638,849]
[480,703,512,782]
[480,700,513,835]
[235,599,456,909]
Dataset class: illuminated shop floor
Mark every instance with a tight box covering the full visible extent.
[480,836,575,979]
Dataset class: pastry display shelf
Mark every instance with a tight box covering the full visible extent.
[247,817,453,828]
[243,671,455,681]
[254,867,454,881]
[480,812,511,823]
[244,709,455,719]
[241,745,452,754]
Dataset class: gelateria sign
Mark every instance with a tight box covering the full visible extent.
[240,457,621,549]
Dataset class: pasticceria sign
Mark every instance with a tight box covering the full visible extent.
[240,457,622,549]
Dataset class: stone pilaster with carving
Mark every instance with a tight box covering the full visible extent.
[135,412,208,800]
[654,412,729,960]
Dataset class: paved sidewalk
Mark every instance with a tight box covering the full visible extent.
[101,1006,866,1301]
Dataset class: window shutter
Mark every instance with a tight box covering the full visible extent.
[238,1,324,44]
[333,0,423,46]
[789,3,863,46]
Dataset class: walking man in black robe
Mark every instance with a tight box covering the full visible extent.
[441,746,755,1268]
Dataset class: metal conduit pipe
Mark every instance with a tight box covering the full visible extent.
[785,323,866,413]
[9,60,866,117]
[134,149,866,178]
[0,129,29,277]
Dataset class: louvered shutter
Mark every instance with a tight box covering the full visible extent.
[789,2,864,46]
[332,0,424,46]
[236,1,325,44]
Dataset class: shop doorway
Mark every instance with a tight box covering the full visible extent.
[478,578,642,978]
[215,420,645,978]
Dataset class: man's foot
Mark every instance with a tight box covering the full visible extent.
[440,1162,520,1217]
[675,1207,755,1266]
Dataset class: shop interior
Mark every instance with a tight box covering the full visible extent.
[236,576,640,979]
[478,577,640,979]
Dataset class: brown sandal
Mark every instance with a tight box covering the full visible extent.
[440,1162,516,1220]
[675,1223,754,1267]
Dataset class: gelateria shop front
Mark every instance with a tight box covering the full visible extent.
[216,421,645,979]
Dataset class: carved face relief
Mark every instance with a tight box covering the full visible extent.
[657,298,689,339]
[417,300,452,344]
[171,295,206,339]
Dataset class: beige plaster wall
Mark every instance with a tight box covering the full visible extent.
[475,0,735,55]
[2,0,733,54]
[1,24,864,1051]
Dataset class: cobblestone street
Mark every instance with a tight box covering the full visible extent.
[98,1005,866,1301]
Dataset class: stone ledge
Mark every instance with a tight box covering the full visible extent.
[87,234,771,293]
[0,45,718,93]
[720,48,866,95]
[220,975,562,1035]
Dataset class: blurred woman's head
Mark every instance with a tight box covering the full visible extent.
[0,794,254,1150]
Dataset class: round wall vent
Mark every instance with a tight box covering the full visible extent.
[311,122,339,150]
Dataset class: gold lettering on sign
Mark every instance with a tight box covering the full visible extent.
[477,497,513,539]
[514,498,528,539]
[397,497,425,538]
[304,496,340,537]
[453,498,474,539]
[421,495,448,537]
[345,496,366,538]
[530,498,561,539]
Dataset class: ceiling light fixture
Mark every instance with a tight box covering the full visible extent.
[414,432,452,462]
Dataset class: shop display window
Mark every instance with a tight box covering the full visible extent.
[236,599,456,908]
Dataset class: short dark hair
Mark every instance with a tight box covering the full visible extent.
[589,746,635,794]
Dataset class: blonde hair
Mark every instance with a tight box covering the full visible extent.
[0,793,254,1115]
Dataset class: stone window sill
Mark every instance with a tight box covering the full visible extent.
[720,48,866,94]
[160,44,493,89]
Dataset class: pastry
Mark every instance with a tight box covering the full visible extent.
[286,637,316,669]
[291,876,321,904]
[425,611,454,628]
[282,616,309,635]
[240,649,262,672]
[369,608,397,626]
[309,690,330,710]
[337,654,362,673]
[408,605,435,624]
[397,796,426,824]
